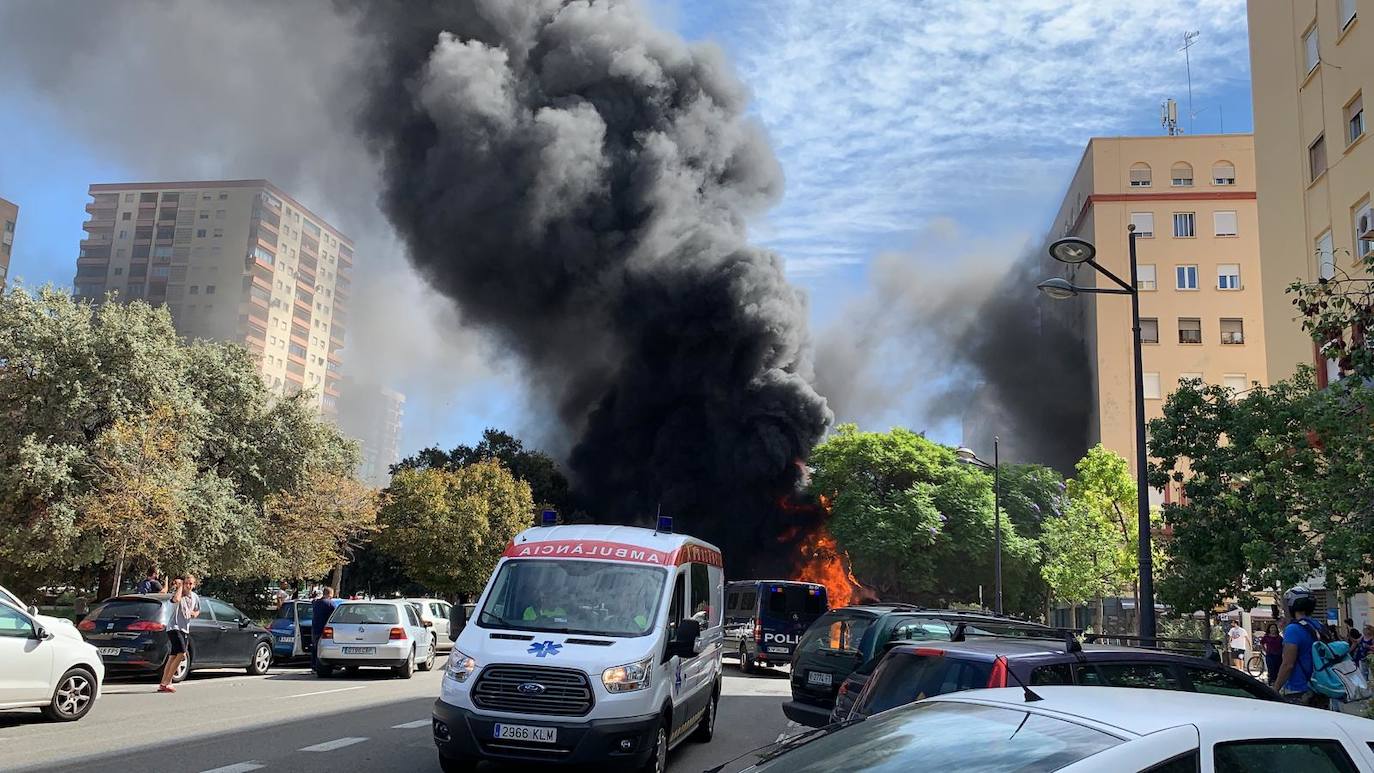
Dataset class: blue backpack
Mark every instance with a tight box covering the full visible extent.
[1296,619,1348,699]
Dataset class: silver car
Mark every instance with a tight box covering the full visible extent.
[314,599,436,678]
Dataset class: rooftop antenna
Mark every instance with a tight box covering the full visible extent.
[1180,30,1201,133]
[1161,99,1180,136]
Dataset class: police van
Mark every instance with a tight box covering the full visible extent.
[434,517,724,773]
[724,580,828,673]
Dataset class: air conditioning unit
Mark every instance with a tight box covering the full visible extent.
[1359,213,1374,241]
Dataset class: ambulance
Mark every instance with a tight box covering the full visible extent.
[433,516,725,773]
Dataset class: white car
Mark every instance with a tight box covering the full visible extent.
[314,599,437,678]
[0,584,82,641]
[408,597,455,652]
[0,599,104,721]
[733,685,1374,771]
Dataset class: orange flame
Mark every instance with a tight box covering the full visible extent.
[776,493,865,608]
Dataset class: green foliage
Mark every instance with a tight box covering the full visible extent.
[0,287,366,597]
[377,461,534,597]
[1040,445,1145,610]
[807,425,1040,614]
[396,427,570,512]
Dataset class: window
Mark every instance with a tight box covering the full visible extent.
[1146,752,1202,773]
[195,228,206,238]
[189,286,199,295]
[121,211,131,221]
[1318,230,1336,279]
[1223,374,1249,392]
[0,604,34,638]
[199,211,209,220]
[1310,134,1328,180]
[1130,212,1155,238]
[1170,162,1193,187]
[1215,740,1357,772]
[1304,25,1320,73]
[1356,202,1374,258]
[218,192,229,200]
[118,230,128,239]
[1348,94,1365,145]
[1176,265,1198,290]
[139,192,157,203]
[113,267,123,276]
[1179,372,1203,385]
[1129,162,1152,187]
[1173,212,1196,237]
[690,563,713,624]
[1144,372,1162,399]
[1078,662,1182,690]
[123,193,135,203]
[1340,0,1357,30]
[1028,663,1073,685]
[1214,211,1238,237]
[1218,264,1241,289]
[206,599,241,623]
[1140,318,1160,344]
[1179,318,1202,344]
[1137,264,1157,291]
[212,228,223,238]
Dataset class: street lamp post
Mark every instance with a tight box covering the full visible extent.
[1037,226,1156,642]
[956,437,1002,616]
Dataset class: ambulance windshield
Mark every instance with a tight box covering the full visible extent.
[476,559,668,638]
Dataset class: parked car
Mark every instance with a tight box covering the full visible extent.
[407,597,455,653]
[782,603,1051,727]
[717,687,1374,772]
[268,600,315,661]
[725,580,828,673]
[845,635,1283,721]
[1,583,82,640]
[78,593,274,682]
[0,599,105,721]
[314,599,436,678]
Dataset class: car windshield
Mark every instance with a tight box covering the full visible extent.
[745,701,1122,773]
[329,603,399,625]
[476,559,666,637]
[796,611,874,658]
[88,600,163,621]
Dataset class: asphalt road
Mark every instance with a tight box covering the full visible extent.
[0,659,798,773]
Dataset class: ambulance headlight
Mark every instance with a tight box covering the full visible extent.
[602,657,653,693]
[445,649,477,683]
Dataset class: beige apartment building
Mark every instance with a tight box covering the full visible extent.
[75,180,352,414]
[1045,135,1268,498]
[1250,0,1371,385]
[1,196,17,289]
[338,380,406,487]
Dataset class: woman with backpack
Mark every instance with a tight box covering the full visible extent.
[1273,588,1334,709]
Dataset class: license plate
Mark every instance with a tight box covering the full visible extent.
[342,646,376,655]
[97,647,121,657]
[493,723,557,743]
[277,636,295,643]
[807,671,832,686]
[768,646,790,654]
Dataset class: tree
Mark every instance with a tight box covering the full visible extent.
[264,471,383,587]
[377,461,533,597]
[1041,499,1122,624]
[395,428,570,512]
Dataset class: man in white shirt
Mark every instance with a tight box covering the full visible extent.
[159,575,200,693]
[1228,621,1250,669]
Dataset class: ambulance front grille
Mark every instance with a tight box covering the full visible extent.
[471,665,594,717]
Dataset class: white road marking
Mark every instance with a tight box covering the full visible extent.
[299,737,369,752]
[392,719,431,729]
[198,763,265,773]
[277,686,368,699]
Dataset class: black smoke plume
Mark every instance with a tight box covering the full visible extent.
[350,0,832,572]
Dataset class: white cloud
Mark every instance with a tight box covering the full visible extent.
[703,0,1251,275]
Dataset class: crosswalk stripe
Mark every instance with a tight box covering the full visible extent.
[197,763,265,773]
[299,737,369,752]
[392,719,431,729]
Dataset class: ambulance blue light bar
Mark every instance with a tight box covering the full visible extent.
[656,515,673,534]
[540,509,558,527]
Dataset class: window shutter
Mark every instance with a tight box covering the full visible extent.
[1212,162,1236,185]
[1129,164,1152,185]
[1214,211,1238,237]
[1130,212,1154,236]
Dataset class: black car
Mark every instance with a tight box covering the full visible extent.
[783,604,1051,727]
[78,593,274,682]
[845,636,1283,721]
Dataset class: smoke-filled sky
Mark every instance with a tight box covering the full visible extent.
[0,0,1252,465]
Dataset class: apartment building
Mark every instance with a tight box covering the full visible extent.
[1045,135,1268,493]
[1,196,17,289]
[75,180,352,414]
[337,380,406,487]
[1249,0,1371,384]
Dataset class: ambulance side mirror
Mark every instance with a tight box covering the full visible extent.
[668,618,701,659]
[450,604,466,642]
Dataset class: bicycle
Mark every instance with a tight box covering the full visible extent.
[1244,650,1267,679]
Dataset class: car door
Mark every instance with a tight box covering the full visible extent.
[429,602,450,642]
[0,603,52,704]
[208,599,255,666]
[404,604,429,659]
[188,594,225,665]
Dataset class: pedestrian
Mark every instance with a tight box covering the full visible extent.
[135,567,163,594]
[1260,622,1284,686]
[1360,626,1374,681]
[310,586,340,672]
[271,583,289,607]
[1273,587,1334,709]
[1227,619,1249,669]
[159,574,200,693]
[1347,618,1358,640]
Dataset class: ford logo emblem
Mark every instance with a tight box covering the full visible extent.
[517,682,546,695]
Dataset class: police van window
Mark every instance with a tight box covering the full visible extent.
[690,563,711,624]
[767,585,825,616]
[742,592,757,613]
[727,592,740,612]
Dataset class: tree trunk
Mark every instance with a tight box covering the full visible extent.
[110,540,128,599]
[1097,596,1106,634]
[1070,604,1079,629]
[329,563,343,594]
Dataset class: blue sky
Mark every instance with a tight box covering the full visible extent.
[0,0,1254,459]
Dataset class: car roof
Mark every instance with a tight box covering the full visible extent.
[930,687,1374,738]
[890,637,1226,664]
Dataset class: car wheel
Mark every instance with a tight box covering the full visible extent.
[394,647,415,679]
[41,668,96,722]
[738,642,754,674]
[171,650,191,683]
[438,753,477,773]
[418,637,437,672]
[314,664,334,678]
[691,688,718,742]
[639,717,668,773]
[247,641,272,675]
